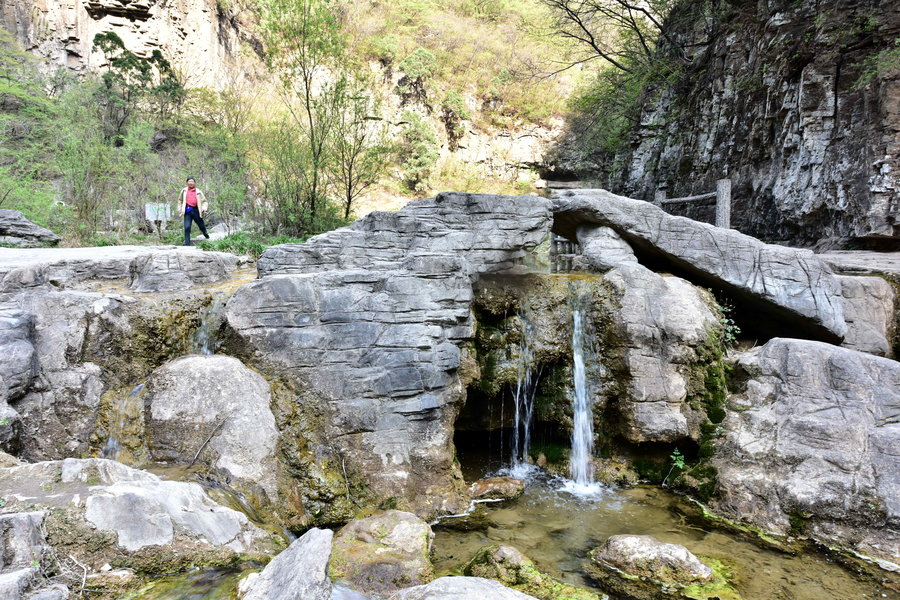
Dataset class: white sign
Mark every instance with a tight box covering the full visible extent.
[145,203,171,221]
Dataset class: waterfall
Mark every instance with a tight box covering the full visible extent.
[569,306,594,485]
[193,294,228,355]
[504,316,541,478]
[101,383,145,462]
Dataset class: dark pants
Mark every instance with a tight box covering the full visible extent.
[183,209,208,246]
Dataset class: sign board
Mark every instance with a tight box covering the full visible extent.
[145,203,171,221]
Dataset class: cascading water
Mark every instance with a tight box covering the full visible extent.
[563,298,603,496]
[501,315,542,479]
[101,383,145,462]
[192,294,229,355]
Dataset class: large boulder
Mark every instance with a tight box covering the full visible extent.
[0,210,59,248]
[0,458,276,571]
[329,510,434,597]
[239,528,333,600]
[226,193,553,515]
[144,355,279,499]
[713,338,900,561]
[388,577,538,600]
[553,189,847,343]
[837,275,895,357]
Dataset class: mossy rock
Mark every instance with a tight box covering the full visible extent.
[462,544,603,600]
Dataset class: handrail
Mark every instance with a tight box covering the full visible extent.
[654,179,731,228]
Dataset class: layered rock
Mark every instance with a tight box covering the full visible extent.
[553,189,847,342]
[556,0,900,244]
[0,458,275,570]
[713,338,900,561]
[0,0,262,89]
[0,210,59,248]
[226,193,552,514]
[330,510,434,597]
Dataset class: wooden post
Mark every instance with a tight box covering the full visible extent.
[715,179,731,229]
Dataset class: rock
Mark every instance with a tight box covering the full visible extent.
[129,250,239,292]
[603,263,720,443]
[462,545,601,600]
[257,193,552,277]
[24,584,69,600]
[240,528,333,600]
[838,275,895,356]
[0,210,59,248]
[226,193,553,515]
[713,338,900,561]
[552,189,847,343]
[145,355,279,499]
[0,511,70,600]
[0,458,274,569]
[574,225,637,271]
[0,308,37,403]
[819,251,900,278]
[591,535,713,584]
[388,576,539,600]
[469,477,524,501]
[330,510,434,596]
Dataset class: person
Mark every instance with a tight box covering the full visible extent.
[178,177,210,246]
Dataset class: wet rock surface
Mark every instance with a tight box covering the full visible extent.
[330,510,434,597]
[240,528,333,600]
[469,477,524,501]
[591,535,713,584]
[0,210,59,248]
[714,338,900,561]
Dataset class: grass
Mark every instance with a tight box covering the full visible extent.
[197,231,305,259]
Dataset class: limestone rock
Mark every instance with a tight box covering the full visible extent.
[574,225,637,271]
[0,210,59,248]
[713,338,900,561]
[257,192,552,277]
[129,250,239,292]
[330,510,434,596]
[240,528,333,600]
[388,577,539,600]
[469,477,524,501]
[0,512,70,600]
[553,189,847,342]
[591,535,713,585]
[0,458,273,568]
[145,355,279,499]
[603,263,720,443]
[0,308,37,403]
[227,193,553,515]
[838,275,895,357]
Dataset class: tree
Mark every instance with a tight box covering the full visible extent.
[398,110,439,193]
[260,0,344,235]
[92,32,184,142]
[326,79,391,220]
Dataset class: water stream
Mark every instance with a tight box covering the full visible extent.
[563,302,600,496]
[192,293,230,355]
[507,316,541,478]
[101,383,146,462]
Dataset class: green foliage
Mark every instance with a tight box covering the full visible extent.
[854,37,900,90]
[398,47,436,80]
[398,110,439,192]
[662,448,684,487]
[441,90,471,150]
[196,232,304,259]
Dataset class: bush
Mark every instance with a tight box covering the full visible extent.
[398,111,439,192]
[196,231,307,259]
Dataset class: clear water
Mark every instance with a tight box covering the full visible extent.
[567,304,596,490]
[192,293,230,355]
[433,470,898,600]
[511,315,540,470]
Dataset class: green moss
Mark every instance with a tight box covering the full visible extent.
[788,510,809,536]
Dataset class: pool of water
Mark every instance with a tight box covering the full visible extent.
[432,470,899,600]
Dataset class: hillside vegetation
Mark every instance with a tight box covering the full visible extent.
[0,0,577,248]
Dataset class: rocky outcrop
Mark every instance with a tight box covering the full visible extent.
[557,0,899,245]
[0,0,262,89]
[129,251,239,292]
[144,355,280,499]
[240,528,334,600]
[0,458,275,569]
[0,210,59,248]
[226,193,552,515]
[554,189,847,342]
[0,511,71,600]
[837,275,895,357]
[330,510,434,597]
[713,338,900,562]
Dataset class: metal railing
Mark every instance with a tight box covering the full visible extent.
[654,179,732,229]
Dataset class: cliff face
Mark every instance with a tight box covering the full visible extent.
[592,0,900,246]
[0,0,262,88]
